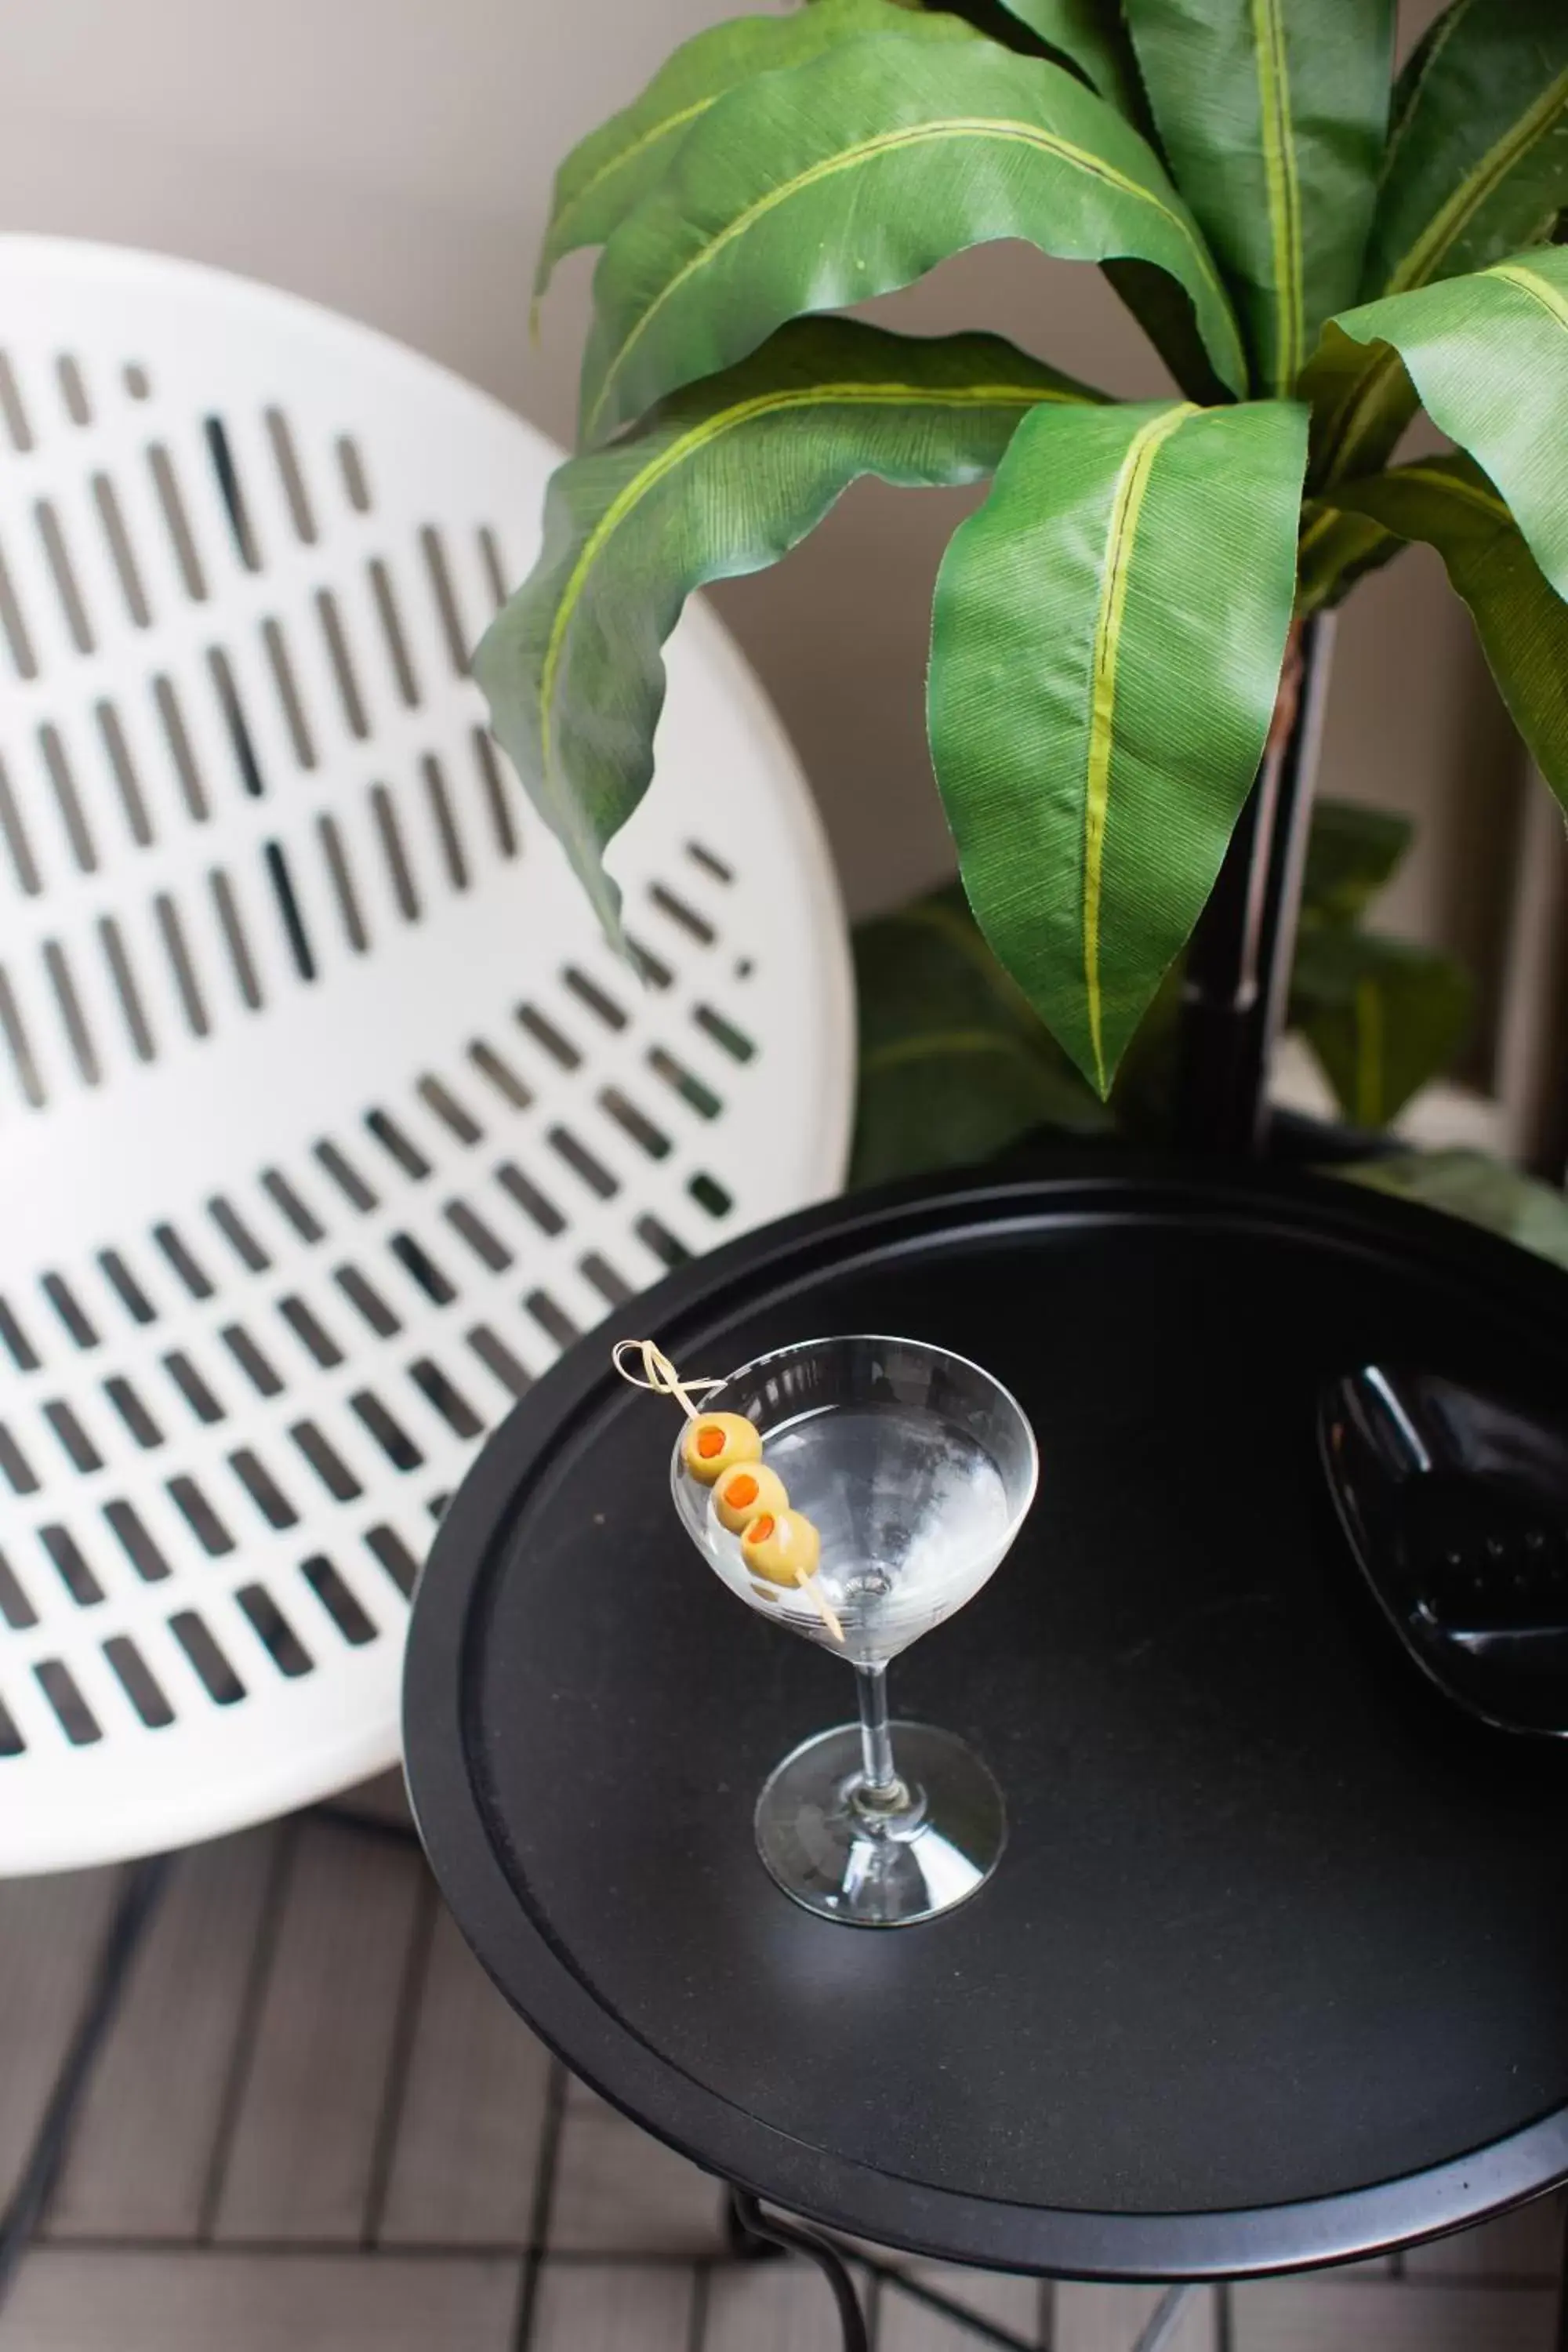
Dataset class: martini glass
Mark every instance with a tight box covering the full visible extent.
[671,1334,1037,1926]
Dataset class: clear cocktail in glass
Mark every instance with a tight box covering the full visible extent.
[672,1334,1037,1926]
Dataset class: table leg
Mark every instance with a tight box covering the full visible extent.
[727,2189,869,2352]
[1129,2285,1195,2351]
[724,2188,1062,2350]
[725,2184,785,2261]
[860,2257,1040,2348]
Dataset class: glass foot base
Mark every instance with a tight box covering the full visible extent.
[754,1722,1006,1928]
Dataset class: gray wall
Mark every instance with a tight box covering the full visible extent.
[0,0,1523,1009]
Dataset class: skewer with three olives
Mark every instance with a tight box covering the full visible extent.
[681,1419,822,1588]
[612,1343,837,1636]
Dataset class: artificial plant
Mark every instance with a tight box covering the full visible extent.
[479,0,1568,1104]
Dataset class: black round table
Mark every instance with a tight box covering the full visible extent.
[404,1162,1568,2336]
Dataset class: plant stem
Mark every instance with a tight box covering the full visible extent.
[854,1661,901,1803]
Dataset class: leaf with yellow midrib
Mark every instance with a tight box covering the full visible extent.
[1250,0,1306,390]
[577,32,1244,445]
[585,118,1229,445]
[1330,450,1568,808]
[533,0,979,301]
[1081,402,1196,1088]
[927,396,1308,1095]
[1364,0,1568,298]
[1308,244,1568,594]
[473,318,1101,941]
[1123,0,1391,395]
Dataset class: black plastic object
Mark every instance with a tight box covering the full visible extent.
[404,1162,1568,2280]
[1322,1365,1568,1736]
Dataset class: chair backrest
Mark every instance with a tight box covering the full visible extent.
[0,236,852,1874]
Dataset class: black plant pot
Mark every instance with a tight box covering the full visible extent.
[1266,1103,1403,1168]
[1174,612,1338,1158]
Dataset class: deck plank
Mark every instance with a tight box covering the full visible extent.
[1054,2282,1217,2352]
[879,2262,1043,2348]
[1,2248,521,2350]
[704,2259,870,2350]
[530,2259,695,2350]
[547,2078,722,2254]
[212,1820,424,2241]
[1229,2276,1555,2350]
[48,1828,281,2239]
[0,1867,123,2209]
[377,1904,551,2246]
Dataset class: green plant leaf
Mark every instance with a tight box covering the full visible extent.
[1294,494,1405,613]
[851,884,1108,1185]
[1297,317,1421,488]
[533,0,979,303]
[1290,925,1471,1127]
[577,31,1246,445]
[1123,0,1395,394]
[1288,797,1471,1130]
[1307,245,1568,574]
[1298,797,1413,931]
[1330,452,1568,804]
[927,395,1308,1095]
[1309,8,1568,482]
[1337,1148,1568,1272]
[996,0,1142,115]
[1364,0,1568,300]
[851,798,1437,1174]
[473,319,1099,935]
[1102,258,1241,405]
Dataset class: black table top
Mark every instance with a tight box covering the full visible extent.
[404,1162,1568,2278]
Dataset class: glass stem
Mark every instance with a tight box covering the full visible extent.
[854,1661,901,1802]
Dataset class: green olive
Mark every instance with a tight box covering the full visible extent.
[741,1508,822,1588]
[681,1412,763,1486]
[713,1462,789,1534]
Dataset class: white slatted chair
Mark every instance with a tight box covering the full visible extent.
[0,235,853,1878]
